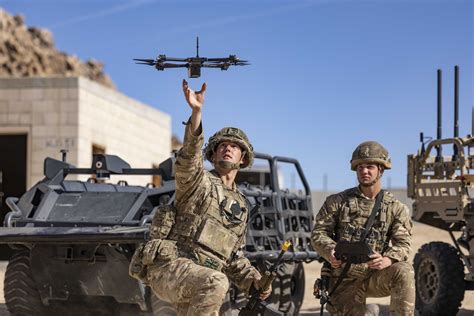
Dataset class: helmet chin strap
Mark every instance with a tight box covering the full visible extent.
[216,160,240,170]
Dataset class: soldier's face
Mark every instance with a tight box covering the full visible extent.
[213,141,244,165]
[356,163,382,185]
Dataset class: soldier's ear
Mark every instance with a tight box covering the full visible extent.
[240,151,246,165]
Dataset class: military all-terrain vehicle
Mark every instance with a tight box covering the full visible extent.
[0,151,318,315]
[407,66,473,315]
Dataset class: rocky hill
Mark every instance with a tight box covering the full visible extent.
[0,8,115,89]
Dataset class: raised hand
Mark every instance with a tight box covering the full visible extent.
[182,79,206,112]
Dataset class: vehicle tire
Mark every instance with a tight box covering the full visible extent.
[4,249,48,316]
[277,262,305,315]
[413,241,465,315]
[151,293,176,316]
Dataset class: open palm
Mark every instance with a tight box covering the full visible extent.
[183,79,206,111]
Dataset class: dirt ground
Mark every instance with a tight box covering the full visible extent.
[0,222,473,315]
[300,222,474,315]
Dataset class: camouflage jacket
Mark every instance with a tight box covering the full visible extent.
[311,187,412,279]
[166,120,259,292]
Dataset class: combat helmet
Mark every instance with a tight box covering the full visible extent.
[204,127,254,168]
[350,141,392,171]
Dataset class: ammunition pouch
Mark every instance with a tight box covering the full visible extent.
[334,240,374,264]
[195,218,238,260]
[142,239,179,266]
[150,204,176,240]
[129,243,148,283]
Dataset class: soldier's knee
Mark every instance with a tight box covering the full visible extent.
[391,262,415,286]
[202,271,229,298]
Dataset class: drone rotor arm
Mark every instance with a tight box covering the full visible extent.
[163,57,189,62]
[207,58,229,62]
[202,63,225,68]
[161,63,189,68]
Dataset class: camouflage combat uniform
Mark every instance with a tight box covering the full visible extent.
[145,121,260,316]
[311,187,415,315]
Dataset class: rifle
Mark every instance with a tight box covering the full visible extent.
[313,240,373,315]
[313,262,330,316]
[239,241,291,316]
[313,190,385,315]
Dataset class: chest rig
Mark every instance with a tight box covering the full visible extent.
[168,172,248,270]
[337,189,393,254]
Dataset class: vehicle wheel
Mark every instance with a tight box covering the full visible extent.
[413,241,465,315]
[277,262,305,315]
[4,249,48,315]
[151,293,176,316]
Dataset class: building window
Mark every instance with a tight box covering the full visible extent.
[92,144,106,156]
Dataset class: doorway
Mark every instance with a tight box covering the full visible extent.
[0,134,27,259]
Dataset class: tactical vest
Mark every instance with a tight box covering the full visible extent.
[336,189,394,255]
[167,172,248,271]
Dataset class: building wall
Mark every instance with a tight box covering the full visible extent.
[0,77,171,188]
[76,77,170,185]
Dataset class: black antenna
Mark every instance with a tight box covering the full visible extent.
[453,65,459,160]
[436,69,443,162]
[420,132,426,154]
[196,36,199,57]
[472,106,474,137]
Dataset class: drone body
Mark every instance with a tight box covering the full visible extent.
[134,37,249,78]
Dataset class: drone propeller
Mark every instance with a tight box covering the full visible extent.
[133,38,249,78]
[133,58,156,65]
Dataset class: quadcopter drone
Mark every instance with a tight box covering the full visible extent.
[134,37,249,78]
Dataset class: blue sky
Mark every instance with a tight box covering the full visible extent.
[1,0,472,191]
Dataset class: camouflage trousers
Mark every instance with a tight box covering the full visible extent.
[147,257,229,316]
[326,262,415,316]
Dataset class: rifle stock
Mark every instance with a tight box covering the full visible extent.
[239,241,291,316]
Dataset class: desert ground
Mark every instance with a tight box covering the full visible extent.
[0,222,472,315]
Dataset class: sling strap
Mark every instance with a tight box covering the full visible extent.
[327,190,385,297]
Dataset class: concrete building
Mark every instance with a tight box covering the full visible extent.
[0,77,171,218]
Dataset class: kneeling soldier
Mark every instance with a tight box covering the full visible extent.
[131,80,271,316]
[311,141,415,315]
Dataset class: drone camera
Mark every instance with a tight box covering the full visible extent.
[189,64,201,78]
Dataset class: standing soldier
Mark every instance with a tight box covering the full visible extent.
[311,141,415,315]
[131,80,271,315]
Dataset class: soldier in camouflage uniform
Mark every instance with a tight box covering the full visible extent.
[138,80,271,316]
[311,141,415,315]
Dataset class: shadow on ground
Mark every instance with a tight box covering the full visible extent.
[1,303,473,315]
[300,304,474,316]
